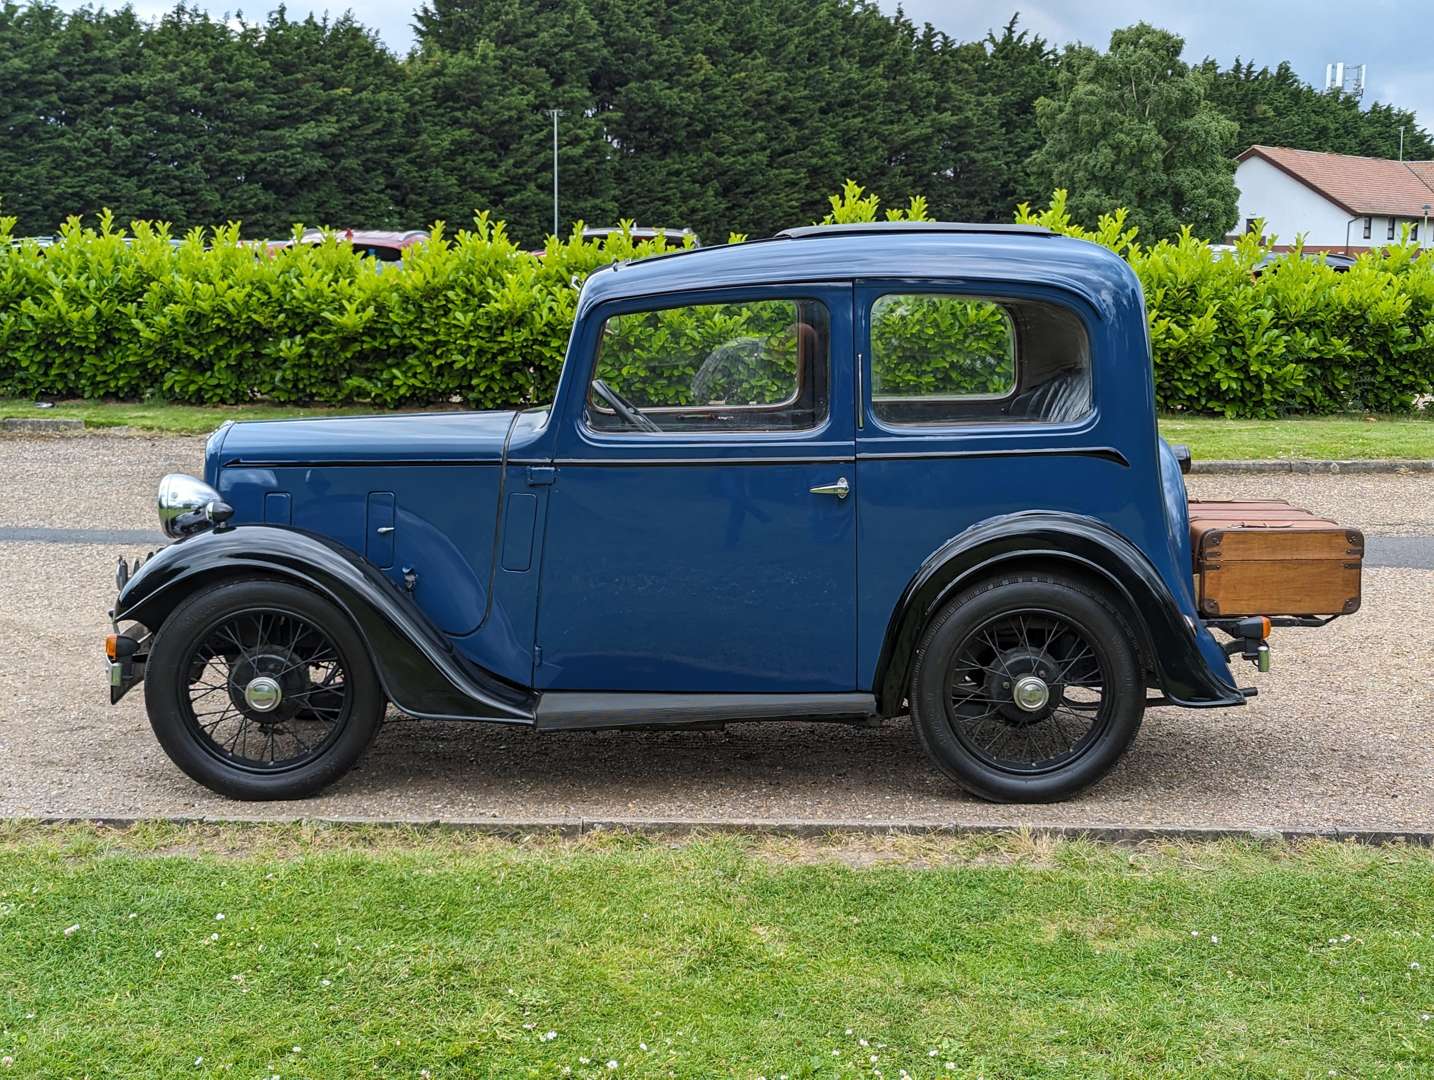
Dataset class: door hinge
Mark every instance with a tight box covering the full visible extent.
[527,465,556,486]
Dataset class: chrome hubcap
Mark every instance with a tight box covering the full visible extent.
[243,675,283,713]
[1012,675,1050,713]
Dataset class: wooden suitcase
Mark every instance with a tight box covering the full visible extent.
[1189,504,1363,618]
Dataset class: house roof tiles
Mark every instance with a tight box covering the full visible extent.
[1239,145,1434,217]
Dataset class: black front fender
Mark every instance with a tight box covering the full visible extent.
[872,511,1244,715]
[114,525,534,723]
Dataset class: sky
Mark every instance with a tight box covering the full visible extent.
[68,0,1433,133]
[890,0,1433,133]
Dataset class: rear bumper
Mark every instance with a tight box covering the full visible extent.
[109,657,142,704]
[106,628,147,704]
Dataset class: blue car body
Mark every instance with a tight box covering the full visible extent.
[115,224,1244,730]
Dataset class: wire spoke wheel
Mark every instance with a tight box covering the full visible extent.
[178,606,352,773]
[911,574,1144,803]
[942,605,1112,775]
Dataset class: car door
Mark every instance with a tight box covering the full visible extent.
[535,284,857,693]
[853,280,1107,686]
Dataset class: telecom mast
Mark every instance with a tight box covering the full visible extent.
[1324,62,1367,99]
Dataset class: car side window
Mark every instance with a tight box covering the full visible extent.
[587,298,829,433]
[869,293,1092,426]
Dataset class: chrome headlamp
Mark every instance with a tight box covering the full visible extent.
[157,473,233,539]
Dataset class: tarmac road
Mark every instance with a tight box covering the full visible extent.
[0,431,1430,832]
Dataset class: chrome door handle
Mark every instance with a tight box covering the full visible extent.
[809,476,850,500]
[375,526,395,535]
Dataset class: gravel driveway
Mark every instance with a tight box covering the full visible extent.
[0,431,1430,831]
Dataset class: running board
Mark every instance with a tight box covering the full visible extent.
[534,692,878,732]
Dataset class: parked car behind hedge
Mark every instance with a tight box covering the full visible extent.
[581,225,698,247]
[273,228,431,263]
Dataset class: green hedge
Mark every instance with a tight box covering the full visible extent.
[0,212,624,409]
[869,294,1014,398]
[2,186,1433,416]
[596,299,804,408]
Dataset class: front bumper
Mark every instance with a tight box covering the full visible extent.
[110,551,160,704]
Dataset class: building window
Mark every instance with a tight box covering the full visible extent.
[1363,217,1372,239]
[1244,218,1257,235]
[1388,217,1398,241]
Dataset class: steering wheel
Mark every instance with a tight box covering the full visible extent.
[592,378,662,433]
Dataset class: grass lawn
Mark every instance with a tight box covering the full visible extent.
[3,398,1434,459]
[1160,414,1434,461]
[0,825,1431,1078]
[0,398,399,435]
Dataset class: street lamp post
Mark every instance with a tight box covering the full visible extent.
[545,109,564,239]
[1423,204,1431,251]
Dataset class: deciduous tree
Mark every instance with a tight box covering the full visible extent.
[1027,23,1238,242]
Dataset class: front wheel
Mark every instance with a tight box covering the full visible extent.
[144,578,385,800]
[909,573,1145,803]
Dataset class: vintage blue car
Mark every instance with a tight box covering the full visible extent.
[106,222,1359,802]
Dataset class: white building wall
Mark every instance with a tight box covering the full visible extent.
[1338,213,1428,247]
[1233,156,1434,249]
[1233,156,1358,247]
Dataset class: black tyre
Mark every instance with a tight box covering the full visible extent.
[909,572,1145,803]
[144,577,385,800]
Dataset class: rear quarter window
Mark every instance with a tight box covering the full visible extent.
[870,293,1092,426]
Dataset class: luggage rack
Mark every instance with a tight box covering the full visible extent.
[1207,614,1342,632]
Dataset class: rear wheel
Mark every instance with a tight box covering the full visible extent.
[144,578,385,800]
[910,573,1144,802]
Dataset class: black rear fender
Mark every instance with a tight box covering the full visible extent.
[114,525,534,723]
[873,511,1243,716]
